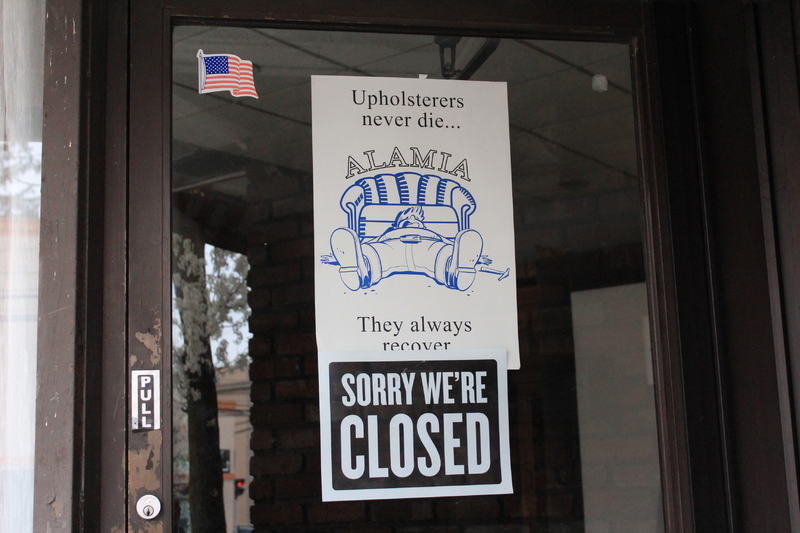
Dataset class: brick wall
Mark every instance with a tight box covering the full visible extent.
[243,162,646,532]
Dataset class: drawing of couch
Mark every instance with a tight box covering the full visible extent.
[326,171,489,291]
[339,172,477,240]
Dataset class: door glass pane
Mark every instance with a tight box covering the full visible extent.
[0,0,44,530]
[172,26,663,533]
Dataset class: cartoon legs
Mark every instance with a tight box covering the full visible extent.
[330,228,381,290]
[330,228,483,291]
[444,229,483,291]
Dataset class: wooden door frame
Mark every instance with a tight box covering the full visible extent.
[747,0,800,529]
[34,0,791,531]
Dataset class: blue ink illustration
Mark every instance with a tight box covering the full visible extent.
[322,172,509,291]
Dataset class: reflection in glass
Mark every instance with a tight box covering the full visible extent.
[172,230,251,532]
[0,1,44,530]
[172,26,662,533]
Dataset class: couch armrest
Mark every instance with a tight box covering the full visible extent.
[451,187,477,230]
[340,185,367,231]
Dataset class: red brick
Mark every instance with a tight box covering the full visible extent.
[274,332,317,355]
[304,404,320,423]
[248,479,274,500]
[435,496,500,520]
[397,526,461,533]
[249,337,271,357]
[269,237,314,262]
[503,494,537,519]
[335,528,392,533]
[537,307,573,331]
[300,257,316,279]
[250,311,299,334]
[250,453,303,475]
[305,452,321,473]
[538,333,573,355]
[249,360,274,380]
[250,381,272,402]
[275,427,319,449]
[247,218,300,243]
[517,308,533,327]
[273,357,303,377]
[537,493,574,518]
[516,285,540,308]
[251,502,303,525]
[249,263,302,286]
[514,227,563,256]
[369,499,433,522]
[299,212,315,236]
[307,501,366,523]
[247,242,268,265]
[516,260,537,281]
[275,379,318,399]
[249,358,302,380]
[525,284,568,308]
[250,429,274,450]
[247,287,271,311]
[251,404,304,426]
[299,308,316,328]
[280,475,321,498]
[304,355,319,376]
[272,283,315,307]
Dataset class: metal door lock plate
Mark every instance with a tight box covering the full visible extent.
[136,494,161,519]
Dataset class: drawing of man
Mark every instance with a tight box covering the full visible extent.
[330,206,484,291]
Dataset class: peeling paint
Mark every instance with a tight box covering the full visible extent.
[49,496,65,518]
[132,522,163,533]
[128,429,163,533]
[128,430,162,493]
[134,318,162,365]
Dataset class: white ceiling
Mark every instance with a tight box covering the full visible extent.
[172,26,638,204]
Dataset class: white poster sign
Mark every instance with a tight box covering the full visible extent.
[312,75,519,368]
[318,349,513,501]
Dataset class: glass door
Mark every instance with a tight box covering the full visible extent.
[168,26,662,533]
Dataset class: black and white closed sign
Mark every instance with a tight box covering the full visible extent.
[319,350,512,501]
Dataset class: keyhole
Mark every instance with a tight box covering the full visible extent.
[143,505,154,517]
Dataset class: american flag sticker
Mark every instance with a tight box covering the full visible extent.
[197,49,258,98]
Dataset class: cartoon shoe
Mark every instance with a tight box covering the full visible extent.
[330,228,369,290]
[447,229,483,291]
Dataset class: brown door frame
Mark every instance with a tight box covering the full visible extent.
[36,0,792,531]
[747,0,800,530]
[123,2,707,531]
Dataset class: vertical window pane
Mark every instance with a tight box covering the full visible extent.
[0,0,45,530]
[172,27,662,533]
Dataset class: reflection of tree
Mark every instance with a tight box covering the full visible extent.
[1,142,42,184]
[1,142,42,217]
[172,213,250,533]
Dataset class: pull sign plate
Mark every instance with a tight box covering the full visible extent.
[132,370,161,431]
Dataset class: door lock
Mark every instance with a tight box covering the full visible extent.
[136,494,161,520]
